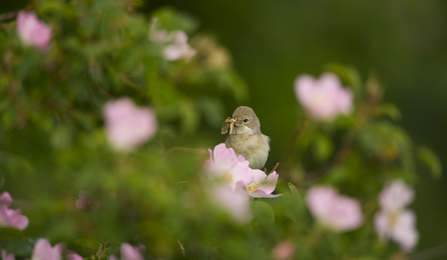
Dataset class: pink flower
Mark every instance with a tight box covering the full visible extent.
[379,179,414,211]
[2,250,15,260]
[306,186,363,232]
[164,31,197,61]
[67,252,83,260]
[204,143,254,190]
[374,180,419,251]
[103,97,157,151]
[16,11,52,50]
[31,239,62,260]
[0,192,29,230]
[271,242,295,260]
[244,170,282,198]
[294,73,353,121]
[121,243,144,260]
[210,185,250,222]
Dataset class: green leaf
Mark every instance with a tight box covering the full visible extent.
[358,122,411,161]
[251,201,275,226]
[151,7,199,34]
[288,182,301,202]
[373,103,401,121]
[282,183,304,222]
[50,125,73,150]
[0,228,26,239]
[4,237,32,256]
[312,133,333,163]
[75,238,102,250]
[323,166,349,185]
[416,147,442,179]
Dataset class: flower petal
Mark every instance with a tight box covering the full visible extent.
[379,179,414,211]
[211,185,250,222]
[1,250,15,260]
[306,185,363,232]
[373,210,390,240]
[31,239,60,260]
[392,210,418,251]
[7,208,29,230]
[121,243,144,260]
[230,160,253,190]
[260,171,279,194]
[250,189,282,198]
[212,143,239,172]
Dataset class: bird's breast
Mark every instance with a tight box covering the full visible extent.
[225,134,270,169]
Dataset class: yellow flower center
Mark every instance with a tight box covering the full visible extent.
[221,168,233,182]
[246,181,259,194]
[388,211,399,227]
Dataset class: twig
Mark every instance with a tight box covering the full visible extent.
[176,239,186,258]
[270,162,280,173]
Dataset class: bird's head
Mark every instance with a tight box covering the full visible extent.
[221,106,261,135]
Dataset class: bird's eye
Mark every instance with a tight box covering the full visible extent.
[243,119,249,122]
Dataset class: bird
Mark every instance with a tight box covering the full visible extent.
[221,106,270,169]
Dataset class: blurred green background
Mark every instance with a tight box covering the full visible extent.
[143,0,447,255]
[2,0,447,257]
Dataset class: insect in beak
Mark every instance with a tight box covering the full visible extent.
[222,117,236,135]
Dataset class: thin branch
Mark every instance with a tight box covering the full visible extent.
[270,162,280,173]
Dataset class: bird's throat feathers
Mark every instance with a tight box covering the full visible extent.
[232,125,257,135]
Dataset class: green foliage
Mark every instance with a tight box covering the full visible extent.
[416,147,442,179]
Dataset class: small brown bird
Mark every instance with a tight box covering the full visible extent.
[221,106,270,169]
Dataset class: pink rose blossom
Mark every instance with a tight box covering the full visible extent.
[108,255,119,260]
[103,97,157,151]
[374,180,418,251]
[2,250,15,260]
[67,252,83,260]
[294,73,353,121]
[31,239,62,260]
[306,186,363,232]
[379,179,414,211]
[164,31,197,61]
[244,169,282,198]
[121,243,144,260]
[16,11,52,50]
[210,184,250,222]
[271,241,295,260]
[0,192,29,230]
[204,143,254,190]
